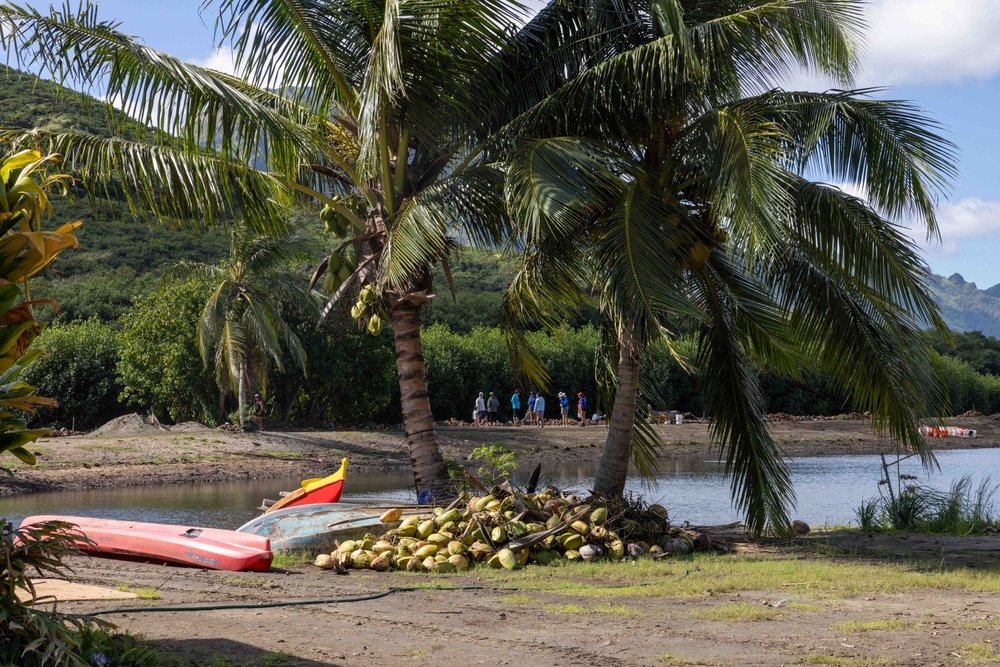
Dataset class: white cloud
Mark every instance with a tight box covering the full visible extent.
[780,0,1000,90]
[188,45,237,76]
[918,198,1000,257]
[862,0,1000,86]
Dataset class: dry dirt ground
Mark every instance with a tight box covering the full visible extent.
[7,415,1000,666]
[49,531,1000,667]
[3,414,999,497]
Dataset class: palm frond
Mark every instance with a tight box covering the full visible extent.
[690,250,794,535]
[0,128,290,228]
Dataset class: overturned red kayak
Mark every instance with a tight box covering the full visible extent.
[20,515,273,572]
[262,458,347,514]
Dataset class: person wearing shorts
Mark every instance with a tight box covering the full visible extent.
[558,392,569,427]
[577,392,587,427]
[527,392,537,426]
[475,392,487,426]
[533,394,546,427]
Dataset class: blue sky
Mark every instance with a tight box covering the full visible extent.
[83,0,1000,287]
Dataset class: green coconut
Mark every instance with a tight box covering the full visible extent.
[370,552,392,571]
[590,507,608,526]
[416,520,436,539]
[426,533,450,547]
[447,554,470,570]
[491,526,508,544]
[447,541,466,556]
[497,548,518,570]
[413,544,438,559]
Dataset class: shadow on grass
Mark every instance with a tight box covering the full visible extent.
[777,528,1000,572]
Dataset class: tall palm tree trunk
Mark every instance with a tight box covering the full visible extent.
[389,295,446,494]
[238,358,249,426]
[594,328,641,497]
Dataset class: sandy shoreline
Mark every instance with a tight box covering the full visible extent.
[2,415,997,497]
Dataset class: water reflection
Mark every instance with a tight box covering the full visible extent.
[1,448,998,528]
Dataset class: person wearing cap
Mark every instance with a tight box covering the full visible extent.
[558,391,570,427]
[577,392,587,426]
[253,393,264,431]
[475,392,487,426]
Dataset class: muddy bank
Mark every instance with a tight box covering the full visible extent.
[2,416,998,497]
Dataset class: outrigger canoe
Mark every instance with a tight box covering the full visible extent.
[20,515,273,572]
[261,458,348,514]
[238,501,418,553]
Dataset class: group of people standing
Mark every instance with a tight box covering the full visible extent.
[475,390,591,427]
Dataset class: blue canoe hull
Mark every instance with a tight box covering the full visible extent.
[236,502,412,553]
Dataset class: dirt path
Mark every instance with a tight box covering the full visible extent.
[3,416,998,497]
[50,530,1000,667]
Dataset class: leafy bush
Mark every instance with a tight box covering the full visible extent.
[0,520,102,666]
[22,319,125,430]
[117,276,219,425]
[855,476,999,534]
[266,308,398,427]
[468,443,519,485]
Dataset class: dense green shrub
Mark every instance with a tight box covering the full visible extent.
[21,319,125,430]
[117,276,219,425]
[936,353,1000,414]
[268,311,397,427]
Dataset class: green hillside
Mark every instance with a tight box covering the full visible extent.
[0,69,229,275]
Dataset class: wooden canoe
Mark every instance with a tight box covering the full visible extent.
[20,515,273,572]
[237,502,422,553]
[262,458,347,514]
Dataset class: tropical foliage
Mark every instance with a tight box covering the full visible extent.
[170,227,312,425]
[117,275,219,424]
[0,0,545,493]
[20,318,125,430]
[0,149,81,469]
[499,0,956,532]
[1,520,100,667]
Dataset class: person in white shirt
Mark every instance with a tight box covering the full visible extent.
[475,392,487,426]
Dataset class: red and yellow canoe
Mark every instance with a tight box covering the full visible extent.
[263,458,348,514]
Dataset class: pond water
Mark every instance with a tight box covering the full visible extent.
[2,448,998,529]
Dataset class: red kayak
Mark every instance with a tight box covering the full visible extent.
[263,458,347,514]
[20,515,273,572]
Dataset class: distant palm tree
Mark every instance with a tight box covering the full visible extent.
[501,0,957,533]
[170,228,312,425]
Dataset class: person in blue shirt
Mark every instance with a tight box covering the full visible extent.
[511,390,521,425]
[527,391,537,426]
[533,393,546,427]
[577,392,587,427]
[558,391,570,427]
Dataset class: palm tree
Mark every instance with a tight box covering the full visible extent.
[169,227,311,426]
[500,0,957,534]
[0,0,610,493]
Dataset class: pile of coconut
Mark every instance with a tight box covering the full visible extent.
[315,489,736,574]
